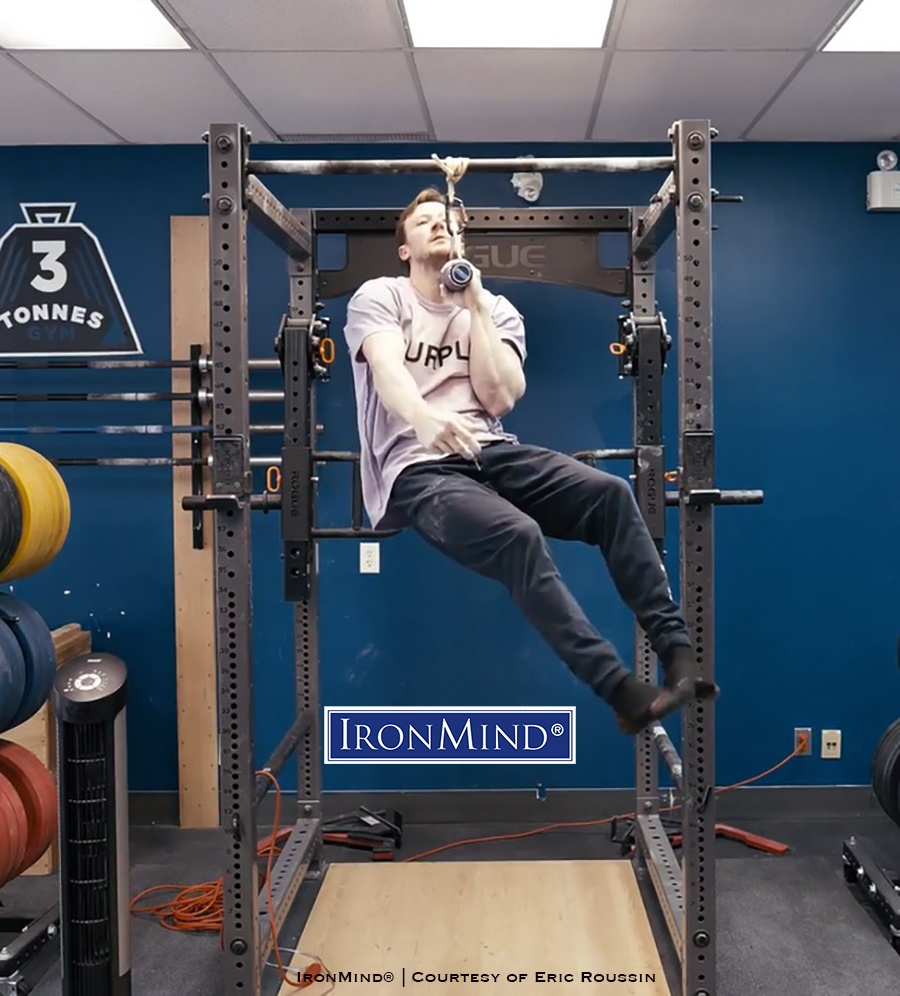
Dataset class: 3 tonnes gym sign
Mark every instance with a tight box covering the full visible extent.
[0,203,142,357]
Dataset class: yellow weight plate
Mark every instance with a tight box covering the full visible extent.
[16,445,70,576]
[6,445,70,579]
[41,449,71,563]
[0,444,70,582]
[0,445,50,581]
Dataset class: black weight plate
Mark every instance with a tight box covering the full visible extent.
[875,757,900,825]
[877,736,900,825]
[0,594,55,730]
[0,620,26,733]
[871,718,900,826]
[871,729,891,818]
[0,466,22,576]
[872,718,900,809]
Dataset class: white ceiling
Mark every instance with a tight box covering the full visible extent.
[1,0,898,146]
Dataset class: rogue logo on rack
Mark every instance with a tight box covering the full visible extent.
[0,203,142,357]
[324,707,576,764]
[464,239,547,277]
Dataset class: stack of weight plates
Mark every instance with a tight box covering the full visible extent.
[0,443,70,880]
[0,740,57,886]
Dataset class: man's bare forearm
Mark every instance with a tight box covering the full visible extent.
[467,302,525,417]
[371,359,430,428]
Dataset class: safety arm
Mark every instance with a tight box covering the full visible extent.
[466,301,526,418]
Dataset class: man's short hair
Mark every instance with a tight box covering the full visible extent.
[395,187,445,251]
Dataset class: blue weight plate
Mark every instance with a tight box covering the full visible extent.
[0,619,26,733]
[0,594,55,730]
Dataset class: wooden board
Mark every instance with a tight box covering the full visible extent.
[5,623,91,875]
[277,860,671,995]
[170,216,218,829]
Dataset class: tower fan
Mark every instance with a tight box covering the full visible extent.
[52,652,131,996]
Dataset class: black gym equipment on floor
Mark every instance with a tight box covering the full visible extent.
[178,120,766,996]
[843,705,900,954]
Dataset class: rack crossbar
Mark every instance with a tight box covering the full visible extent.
[633,172,677,261]
[246,175,313,260]
[257,818,321,971]
[255,711,313,808]
[248,155,675,176]
[636,814,685,959]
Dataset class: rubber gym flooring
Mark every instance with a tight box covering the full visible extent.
[4,805,899,995]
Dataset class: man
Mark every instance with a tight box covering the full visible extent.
[342,188,717,734]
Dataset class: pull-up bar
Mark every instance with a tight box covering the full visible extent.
[246,155,675,176]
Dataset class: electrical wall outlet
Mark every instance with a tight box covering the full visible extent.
[822,729,842,759]
[359,542,380,574]
[794,727,811,756]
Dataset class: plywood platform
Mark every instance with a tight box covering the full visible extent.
[277,859,670,995]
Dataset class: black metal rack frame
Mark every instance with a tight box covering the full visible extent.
[185,120,764,996]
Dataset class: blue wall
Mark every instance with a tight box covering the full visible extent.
[1,138,898,799]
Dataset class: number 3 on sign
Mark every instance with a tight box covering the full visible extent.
[31,240,67,293]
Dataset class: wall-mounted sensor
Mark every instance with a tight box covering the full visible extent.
[867,150,900,211]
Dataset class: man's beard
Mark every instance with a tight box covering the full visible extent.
[421,244,451,269]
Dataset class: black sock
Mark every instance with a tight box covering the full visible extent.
[608,673,661,721]
[661,644,719,699]
[661,644,696,686]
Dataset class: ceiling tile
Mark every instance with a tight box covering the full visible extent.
[592,50,805,141]
[13,51,275,144]
[0,56,119,145]
[748,54,900,140]
[165,0,405,51]
[214,51,428,136]
[416,50,606,142]
[615,0,851,50]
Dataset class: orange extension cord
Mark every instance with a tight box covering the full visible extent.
[129,746,805,988]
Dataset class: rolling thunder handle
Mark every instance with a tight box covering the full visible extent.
[440,259,475,292]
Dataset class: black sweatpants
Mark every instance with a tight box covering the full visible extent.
[385,441,692,702]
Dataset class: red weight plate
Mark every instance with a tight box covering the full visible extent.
[0,740,57,874]
[0,771,28,886]
[0,775,19,885]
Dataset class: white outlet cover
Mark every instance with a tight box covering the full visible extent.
[359,542,380,573]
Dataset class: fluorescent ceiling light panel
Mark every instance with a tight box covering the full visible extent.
[0,0,190,49]
[823,0,900,51]
[403,0,614,48]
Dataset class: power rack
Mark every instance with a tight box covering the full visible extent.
[183,120,764,996]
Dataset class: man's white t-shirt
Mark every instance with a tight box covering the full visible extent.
[343,276,527,528]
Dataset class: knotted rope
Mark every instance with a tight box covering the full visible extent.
[431,154,470,259]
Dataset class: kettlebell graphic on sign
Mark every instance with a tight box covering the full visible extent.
[0,203,142,357]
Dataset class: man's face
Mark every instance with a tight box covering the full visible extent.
[399,201,463,266]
